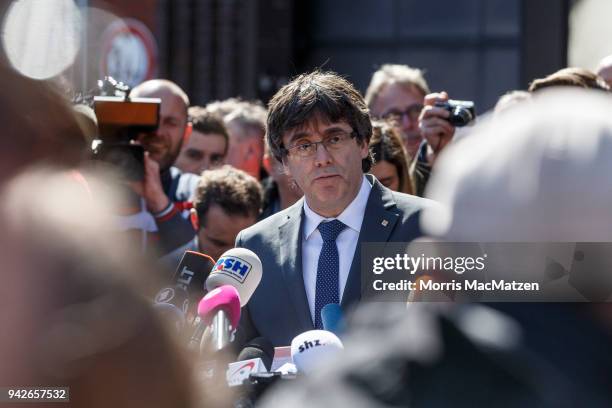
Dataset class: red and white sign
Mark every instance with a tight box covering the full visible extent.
[100,18,157,87]
[226,358,268,387]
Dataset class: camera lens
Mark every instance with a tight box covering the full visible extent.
[451,106,474,126]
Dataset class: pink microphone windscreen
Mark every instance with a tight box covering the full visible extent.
[197,285,241,328]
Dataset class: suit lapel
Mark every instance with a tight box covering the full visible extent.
[342,175,399,307]
[278,198,314,331]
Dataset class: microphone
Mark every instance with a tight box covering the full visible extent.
[154,250,216,315]
[237,337,274,372]
[154,284,189,314]
[290,330,344,374]
[197,285,241,352]
[206,248,262,306]
[321,303,344,336]
[152,302,186,334]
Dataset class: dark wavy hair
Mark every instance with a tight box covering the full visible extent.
[370,120,414,194]
[266,70,374,172]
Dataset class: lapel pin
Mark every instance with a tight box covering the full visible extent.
[381,219,389,227]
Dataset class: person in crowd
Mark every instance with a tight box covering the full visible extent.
[190,165,263,261]
[365,64,460,197]
[205,97,243,118]
[207,98,267,180]
[528,67,609,92]
[411,90,460,196]
[369,120,414,194]
[174,106,228,175]
[596,54,612,88]
[259,142,303,220]
[260,87,612,408]
[234,70,430,349]
[164,165,262,265]
[121,79,200,255]
[365,64,429,159]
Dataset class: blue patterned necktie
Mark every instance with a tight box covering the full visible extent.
[314,219,347,329]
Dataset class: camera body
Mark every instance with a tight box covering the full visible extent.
[435,99,476,127]
[91,77,160,181]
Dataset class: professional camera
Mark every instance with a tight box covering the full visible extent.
[435,99,476,127]
[91,77,160,181]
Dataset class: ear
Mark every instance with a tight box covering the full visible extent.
[189,208,199,230]
[281,157,292,178]
[360,137,370,159]
[183,122,193,144]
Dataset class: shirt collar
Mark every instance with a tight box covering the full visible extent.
[303,175,372,240]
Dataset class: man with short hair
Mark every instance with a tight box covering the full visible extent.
[189,166,262,261]
[124,79,199,255]
[160,165,262,305]
[175,106,228,175]
[207,98,267,180]
[365,64,430,158]
[235,71,429,348]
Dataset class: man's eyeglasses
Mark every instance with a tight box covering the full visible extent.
[283,131,356,158]
[381,104,424,122]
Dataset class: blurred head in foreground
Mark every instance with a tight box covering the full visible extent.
[528,67,609,93]
[0,168,198,408]
[422,88,612,241]
[0,65,86,182]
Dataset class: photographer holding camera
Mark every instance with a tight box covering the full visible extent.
[415,91,474,196]
[126,79,199,255]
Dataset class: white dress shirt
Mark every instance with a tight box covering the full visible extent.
[302,176,372,324]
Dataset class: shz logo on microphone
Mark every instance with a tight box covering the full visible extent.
[214,256,252,283]
[298,339,322,353]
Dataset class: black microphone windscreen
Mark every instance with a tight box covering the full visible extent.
[152,302,186,334]
[154,285,189,313]
[173,250,216,286]
[172,250,216,313]
[238,337,274,371]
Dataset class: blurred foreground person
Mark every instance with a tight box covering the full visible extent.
[528,67,609,92]
[0,65,85,181]
[494,90,531,115]
[369,120,414,194]
[0,66,223,408]
[0,168,202,408]
[596,54,612,88]
[261,89,612,407]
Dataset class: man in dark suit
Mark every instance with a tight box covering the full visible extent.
[235,71,430,348]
